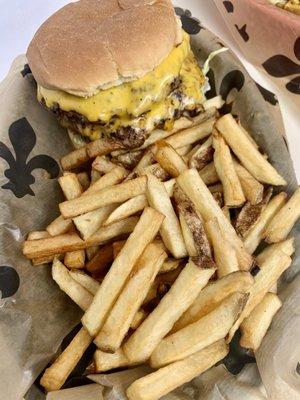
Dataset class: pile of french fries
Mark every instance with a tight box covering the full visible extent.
[22,97,300,400]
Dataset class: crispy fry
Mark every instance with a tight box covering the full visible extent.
[52,258,93,310]
[140,163,170,181]
[130,309,148,330]
[82,208,164,336]
[177,169,252,270]
[126,150,154,180]
[46,215,74,237]
[76,172,90,191]
[222,206,230,221]
[256,237,295,266]
[213,130,245,207]
[159,259,181,274]
[240,292,282,350]
[177,144,193,157]
[32,255,58,266]
[58,173,83,200]
[123,260,215,363]
[173,271,254,332]
[112,149,143,169]
[64,250,85,269]
[188,136,213,170]
[208,183,223,194]
[203,95,225,110]
[152,141,188,177]
[146,174,187,258]
[243,192,287,254]
[69,270,100,295]
[61,147,90,171]
[84,165,127,195]
[235,188,273,238]
[233,160,264,205]
[227,250,291,342]
[86,138,124,158]
[86,245,100,261]
[92,156,115,174]
[215,114,286,185]
[86,244,114,277]
[150,292,247,368]
[126,340,228,400]
[206,218,239,277]
[90,169,102,184]
[264,187,300,243]
[104,195,147,226]
[179,213,197,257]
[94,348,136,373]
[60,176,147,218]
[27,231,50,240]
[199,162,219,185]
[40,327,92,391]
[212,191,223,208]
[112,240,126,258]
[94,243,167,352]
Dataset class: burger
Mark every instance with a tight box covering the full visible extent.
[27,0,207,149]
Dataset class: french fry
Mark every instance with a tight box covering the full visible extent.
[32,255,59,266]
[243,192,287,254]
[188,136,213,170]
[152,141,188,177]
[158,259,181,274]
[178,213,197,257]
[86,245,99,260]
[233,160,264,205]
[206,218,239,277]
[94,243,167,351]
[86,244,114,277]
[46,215,74,236]
[177,169,252,270]
[172,271,254,332]
[90,169,102,184]
[92,156,115,174]
[73,204,116,240]
[126,150,154,180]
[150,292,247,368]
[212,191,223,208]
[84,165,127,195]
[76,171,90,191]
[177,144,193,157]
[104,195,147,226]
[203,95,225,110]
[146,173,187,258]
[140,163,170,181]
[240,292,282,350]
[199,162,219,185]
[94,348,136,373]
[130,309,148,330]
[58,173,83,200]
[123,260,215,363]
[23,217,138,259]
[82,208,164,337]
[40,327,92,391]
[256,237,295,266]
[52,258,93,310]
[227,250,291,342]
[112,240,126,258]
[64,250,85,269]
[222,206,230,221]
[86,137,124,158]
[215,114,286,185]
[208,183,223,194]
[126,340,228,400]
[27,231,50,240]
[112,149,143,169]
[69,270,100,295]
[61,147,90,171]
[235,188,273,238]
[213,130,245,207]
[60,176,147,218]
[263,187,300,243]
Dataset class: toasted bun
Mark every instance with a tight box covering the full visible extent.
[27,0,182,97]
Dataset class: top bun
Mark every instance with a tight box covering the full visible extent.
[27,0,182,97]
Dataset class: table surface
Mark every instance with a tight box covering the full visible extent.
[0,0,299,179]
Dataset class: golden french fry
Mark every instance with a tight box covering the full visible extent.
[123,260,215,363]
[208,183,223,194]
[212,191,223,208]
[112,149,143,169]
[177,169,252,270]
[112,240,126,258]
[76,172,90,191]
[140,163,170,181]
[40,327,92,391]
[60,176,147,218]
[85,245,100,261]
[178,213,198,257]
[58,173,83,200]
[126,150,154,180]
[264,187,300,243]
[215,114,286,185]
[86,137,124,158]
[203,95,225,110]
[61,147,90,171]
[227,250,291,342]
[199,162,219,185]
[32,255,58,266]
[84,165,127,195]
[244,192,287,254]
[213,130,245,207]
[146,173,187,258]
[64,250,85,269]
[130,309,148,330]
[94,243,167,352]
[159,259,181,274]
[222,206,230,221]
[90,169,102,184]
[104,195,147,226]
[173,271,254,332]
[235,188,273,238]
[126,340,228,400]
[206,218,239,277]
[188,136,213,170]
[82,208,164,337]
[27,231,50,240]
[150,292,247,368]
[52,258,93,310]
[94,347,136,373]
[256,237,295,266]
[240,292,282,350]
[46,215,74,236]
[86,244,114,278]
[152,141,188,178]
[69,270,100,295]
[233,160,264,205]
[73,204,116,240]
[92,156,115,174]
[177,144,193,157]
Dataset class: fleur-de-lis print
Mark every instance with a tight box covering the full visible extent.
[223,330,255,375]
[223,1,234,13]
[0,266,20,298]
[235,24,249,42]
[0,118,59,198]
[21,63,31,77]
[263,37,300,94]
[175,7,202,35]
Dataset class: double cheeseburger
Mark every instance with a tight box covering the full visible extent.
[27,0,206,149]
